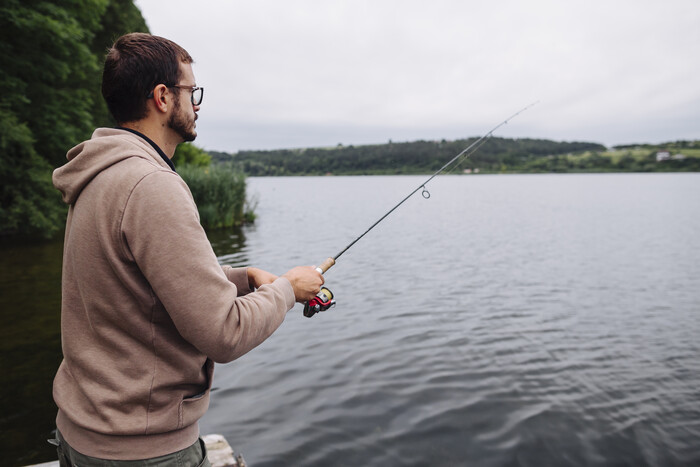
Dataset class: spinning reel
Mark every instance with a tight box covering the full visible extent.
[303,287,335,318]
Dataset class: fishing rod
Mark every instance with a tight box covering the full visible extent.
[303,102,539,317]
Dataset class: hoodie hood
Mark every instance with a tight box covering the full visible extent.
[53,128,171,205]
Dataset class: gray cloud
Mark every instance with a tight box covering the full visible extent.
[135,0,700,151]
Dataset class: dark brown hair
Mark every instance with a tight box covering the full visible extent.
[101,33,193,124]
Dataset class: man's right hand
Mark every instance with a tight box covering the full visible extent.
[282,266,325,302]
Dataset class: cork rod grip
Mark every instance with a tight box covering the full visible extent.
[316,257,336,274]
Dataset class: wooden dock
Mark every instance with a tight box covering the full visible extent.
[27,434,246,467]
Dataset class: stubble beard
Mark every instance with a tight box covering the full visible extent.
[168,95,197,142]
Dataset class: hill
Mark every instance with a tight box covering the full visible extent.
[209,137,700,176]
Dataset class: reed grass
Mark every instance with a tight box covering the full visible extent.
[178,164,255,229]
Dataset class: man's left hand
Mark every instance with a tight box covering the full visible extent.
[247,267,279,289]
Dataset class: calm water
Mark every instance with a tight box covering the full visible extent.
[2,174,700,466]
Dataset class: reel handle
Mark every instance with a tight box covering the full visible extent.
[315,257,335,274]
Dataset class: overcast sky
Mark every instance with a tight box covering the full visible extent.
[134,0,699,152]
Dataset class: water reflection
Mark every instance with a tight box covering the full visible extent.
[0,238,63,466]
[0,226,250,466]
[207,225,250,266]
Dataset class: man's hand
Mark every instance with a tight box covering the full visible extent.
[247,267,278,290]
[282,266,325,302]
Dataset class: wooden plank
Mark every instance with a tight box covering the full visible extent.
[202,433,247,467]
[25,434,246,467]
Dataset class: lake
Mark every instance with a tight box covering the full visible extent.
[2,173,699,466]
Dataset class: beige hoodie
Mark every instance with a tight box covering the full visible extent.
[52,128,295,459]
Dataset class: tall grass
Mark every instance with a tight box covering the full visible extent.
[178,164,256,229]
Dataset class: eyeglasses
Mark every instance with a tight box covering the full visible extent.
[171,85,204,106]
[147,85,204,106]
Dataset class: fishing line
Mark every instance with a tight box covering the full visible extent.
[316,101,539,274]
[303,101,539,316]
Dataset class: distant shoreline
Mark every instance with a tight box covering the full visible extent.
[245,170,700,177]
[209,136,700,176]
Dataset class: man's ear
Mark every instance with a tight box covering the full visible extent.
[150,84,170,114]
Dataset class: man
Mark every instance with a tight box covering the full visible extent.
[51,32,324,466]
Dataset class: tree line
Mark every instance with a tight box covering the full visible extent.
[0,1,252,239]
[213,138,603,175]
[1,0,149,238]
[211,137,700,176]
[210,138,606,176]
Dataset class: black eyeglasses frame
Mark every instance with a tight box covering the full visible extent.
[147,85,204,106]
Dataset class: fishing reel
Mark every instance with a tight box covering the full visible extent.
[303,287,335,318]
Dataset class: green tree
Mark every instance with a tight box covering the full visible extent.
[0,109,65,238]
[0,0,110,167]
[0,0,149,238]
[173,143,212,167]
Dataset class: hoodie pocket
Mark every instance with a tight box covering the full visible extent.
[178,359,215,429]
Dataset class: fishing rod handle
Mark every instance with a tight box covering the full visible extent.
[315,257,336,274]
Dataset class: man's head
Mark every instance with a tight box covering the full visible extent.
[101,33,194,125]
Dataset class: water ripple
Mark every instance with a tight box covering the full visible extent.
[201,175,700,467]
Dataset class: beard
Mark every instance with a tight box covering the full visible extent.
[168,95,197,142]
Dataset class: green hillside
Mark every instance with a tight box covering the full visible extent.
[210,138,700,176]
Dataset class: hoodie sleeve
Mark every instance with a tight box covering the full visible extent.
[222,266,253,296]
[120,170,295,363]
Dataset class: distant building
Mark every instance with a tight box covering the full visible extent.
[656,151,671,162]
[657,151,687,162]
